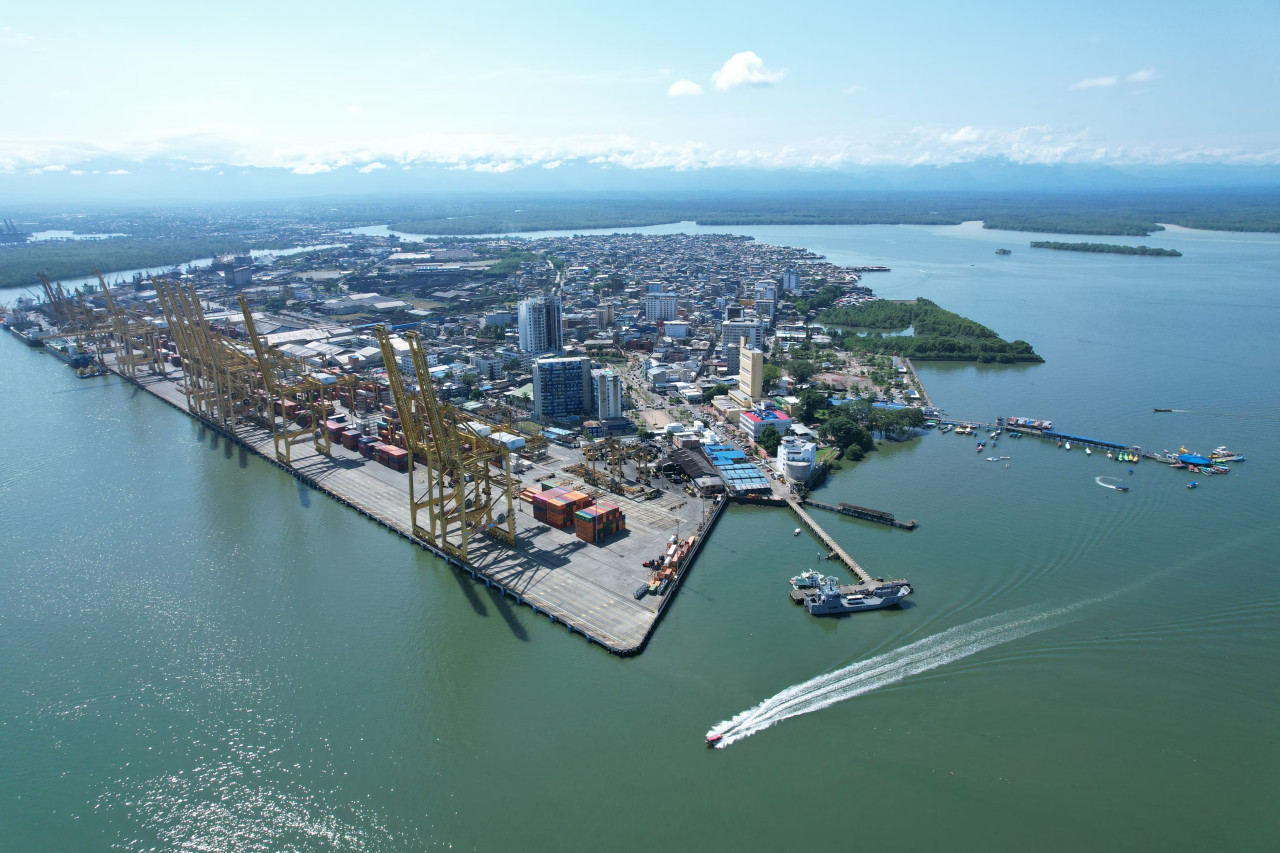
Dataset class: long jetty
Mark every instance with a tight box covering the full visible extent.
[786,497,874,584]
[940,418,1167,460]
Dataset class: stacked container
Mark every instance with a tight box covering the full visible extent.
[574,501,627,542]
[378,445,408,471]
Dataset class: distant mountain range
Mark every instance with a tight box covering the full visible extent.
[4,157,1280,207]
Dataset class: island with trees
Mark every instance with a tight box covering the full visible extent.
[818,297,1043,363]
[1029,241,1181,257]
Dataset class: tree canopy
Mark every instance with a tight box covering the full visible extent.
[757,425,783,456]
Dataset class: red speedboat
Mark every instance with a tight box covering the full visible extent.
[706,733,723,747]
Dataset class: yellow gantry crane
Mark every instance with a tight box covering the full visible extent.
[375,325,516,562]
[152,277,259,426]
[237,294,343,465]
[96,271,167,379]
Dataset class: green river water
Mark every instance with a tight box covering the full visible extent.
[2,222,1278,851]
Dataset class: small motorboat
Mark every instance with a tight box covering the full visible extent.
[793,528,802,536]
[1085,447,1092,455]
[1154,408,1172,413]
[1115,485,1130,492]
[976,442,985,452]
[1065,442,1072,451]
[1187,481,1199,490]
[706,733,723,747]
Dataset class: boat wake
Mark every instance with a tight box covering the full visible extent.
[706,596,1111,748]
[1095,476,1126,491]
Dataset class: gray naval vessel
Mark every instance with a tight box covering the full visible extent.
[801,576,912,615]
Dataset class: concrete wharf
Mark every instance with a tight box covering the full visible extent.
[106,362,712,656]
[786,497,874,584]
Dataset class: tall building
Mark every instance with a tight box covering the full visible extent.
[782,269,801,291]
[591,368,624,420]
[532,356,592,423]
[642,294,678,322]
[738,341,764,399]
[720,319,764,375]
[518,294,563,355]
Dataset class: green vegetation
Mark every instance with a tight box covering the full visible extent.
[482,250,548,277]
[384,192,1280,237]
[0,236,293,291]
[757,425,783,456]
[709,383,730,398]
[792,283,842,315]
[821,298,1042,363]
[1029,241,1182,257]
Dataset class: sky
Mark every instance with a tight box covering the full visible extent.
[2,0,1278,184]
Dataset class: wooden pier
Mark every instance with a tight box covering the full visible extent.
[786,497,873,584]
[802,498,917,530]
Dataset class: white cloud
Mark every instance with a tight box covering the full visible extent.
[1127,68,1156,83]
[189,164,217,171]
[69,169,85,175]
[40,164,67,172]
[472,160,522,173]
[667,79,703,97]
[357,161,387,173]
[290,163,332,175]
[0,23,34,44]
[542,160,564,169]
[106,168,130,175]
[1069,75,1118,90]
[712,51,785,90]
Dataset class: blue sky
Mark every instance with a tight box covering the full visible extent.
[2,0,1277,177]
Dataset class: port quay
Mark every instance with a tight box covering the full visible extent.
[96,355,931,655]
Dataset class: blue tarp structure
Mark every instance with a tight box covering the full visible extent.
[1178,454,1213,466]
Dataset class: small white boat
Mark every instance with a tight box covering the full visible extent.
[793,528,802,536]
[1085,447,1092,456]
[1065,442,1072,451]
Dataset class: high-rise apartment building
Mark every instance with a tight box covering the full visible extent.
[532,356,592,423]
[518,294,563,355]
[782,269,801,291]
[720,319,764,375]
[591,369,624,420]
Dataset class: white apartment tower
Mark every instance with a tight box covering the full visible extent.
[591,369,624,420]
[518,294,563,355]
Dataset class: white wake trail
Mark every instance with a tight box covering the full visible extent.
[708,599,1100,748]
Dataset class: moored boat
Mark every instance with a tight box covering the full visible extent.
[801,577,912,616]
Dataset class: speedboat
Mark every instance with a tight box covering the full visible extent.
[1085,447,1092,455]
[1115,485,1130,492]
[706,733,723,747]
[1065,442,1072,451]
[1187,481,1198,490]
[793,528,801,536]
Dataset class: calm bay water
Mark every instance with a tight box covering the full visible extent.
[3,222,1278,850]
